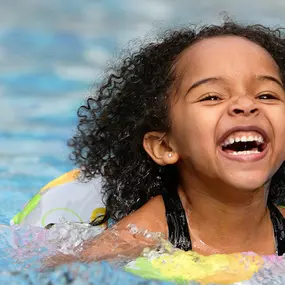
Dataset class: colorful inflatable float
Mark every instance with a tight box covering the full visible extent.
[125,248,267,285]
[10,170,106,228]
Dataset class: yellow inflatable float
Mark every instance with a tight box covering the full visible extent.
[125,246,266,284]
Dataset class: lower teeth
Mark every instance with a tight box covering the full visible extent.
[232,150,260,155]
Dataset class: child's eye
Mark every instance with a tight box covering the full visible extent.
[199,95,221,102]
[257,93,278,100]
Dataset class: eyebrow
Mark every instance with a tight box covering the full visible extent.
[184,75,284,97]
[256,75,284,88]
[185,77,221,96]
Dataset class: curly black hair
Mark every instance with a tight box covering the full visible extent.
[68,21,285,225]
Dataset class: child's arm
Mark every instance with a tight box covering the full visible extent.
[45,195,167,267]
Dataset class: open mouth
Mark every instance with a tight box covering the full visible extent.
[221,133,267,156]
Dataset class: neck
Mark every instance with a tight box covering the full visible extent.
[179,175,273,254]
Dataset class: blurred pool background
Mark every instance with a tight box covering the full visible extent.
[1,1,285,284]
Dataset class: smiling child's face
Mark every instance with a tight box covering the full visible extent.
[168,35,285,191]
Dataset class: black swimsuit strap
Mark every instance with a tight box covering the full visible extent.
[162,189,285,256]
[268,200,285,256]
[162,190,192,251]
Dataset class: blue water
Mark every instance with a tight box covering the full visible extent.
[2,0,285,284]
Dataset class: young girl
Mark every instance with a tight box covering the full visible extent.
[58,21,285,264]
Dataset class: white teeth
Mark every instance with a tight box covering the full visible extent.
[235,137,241,143]
[257,137,264,143]
[229,138,235,145]
[232,150,260,155]
[222,134,264,147]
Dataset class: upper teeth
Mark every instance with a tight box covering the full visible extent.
[222,135,264,147]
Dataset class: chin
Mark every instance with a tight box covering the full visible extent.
[224,171,269,192]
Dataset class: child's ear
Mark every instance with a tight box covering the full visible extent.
[143,132,179,165]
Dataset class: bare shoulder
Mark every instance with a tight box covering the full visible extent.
[115,195,167,236]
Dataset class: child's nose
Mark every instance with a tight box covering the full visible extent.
[228,95,260,117]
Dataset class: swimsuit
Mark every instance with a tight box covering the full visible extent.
[162,190,285,255]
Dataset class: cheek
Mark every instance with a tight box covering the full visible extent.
[267,108,285,160]
[274,121,285,159]
[170,106,216,157]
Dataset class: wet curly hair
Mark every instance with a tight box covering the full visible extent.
[68,21,285,225]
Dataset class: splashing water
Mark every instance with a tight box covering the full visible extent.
[1,223,285,284]
[0,222,173,284]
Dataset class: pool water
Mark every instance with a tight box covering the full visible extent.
[2,0,285,284]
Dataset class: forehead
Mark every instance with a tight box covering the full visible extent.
[174,36,280,80]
